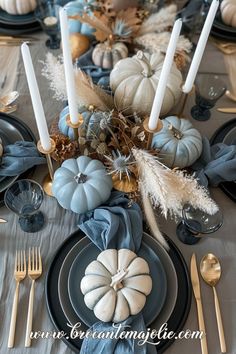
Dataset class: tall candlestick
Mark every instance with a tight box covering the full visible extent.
[182,0,219,93]
[59,8,78,125]
[148,19,182,131]
[21,43,51,151]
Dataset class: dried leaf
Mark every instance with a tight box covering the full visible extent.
[74,69,114,111]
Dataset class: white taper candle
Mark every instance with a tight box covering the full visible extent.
[182,0,219,93]
[148,18,182,131]
[21,42,51,151]
[59,8,78,125]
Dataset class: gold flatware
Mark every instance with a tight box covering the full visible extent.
[200,254,226,353]
[217,107,236,113]
[0,91,19,106]
[190,253,208,354]
[0,104,17,114]
[25,247,42,347]
[0,218,7,223]
[8,250,26,348]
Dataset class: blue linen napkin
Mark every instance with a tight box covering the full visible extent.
[0,141,46,176]
[78,192,155,354]
[76,46,111,89]
[192,137,236,187]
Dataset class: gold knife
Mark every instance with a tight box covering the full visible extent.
[217,108,236,113]
[0,218,7,223]
[190,253,208,354]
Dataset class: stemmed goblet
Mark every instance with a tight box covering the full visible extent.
[35,2,61,49]
[176,204,223,245]
[4,179,45,233]
[191,74,227,121]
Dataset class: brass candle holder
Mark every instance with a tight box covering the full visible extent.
[66,114,84,140]
[37,138,56,197]
[178,85,195,118]
[143,117,163,150]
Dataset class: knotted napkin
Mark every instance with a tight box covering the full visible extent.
[192,137,236,187]
[0,141,45,176]
[78,192,156,354]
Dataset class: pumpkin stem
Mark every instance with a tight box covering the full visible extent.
[168,123,183,140]
[107,34,114,48]
[74,172,87,183]
[110,269,128,291]
[136,51,154,78]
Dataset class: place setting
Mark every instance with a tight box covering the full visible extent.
[1,1,235,354]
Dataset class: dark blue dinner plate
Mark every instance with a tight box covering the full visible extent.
[46,229,191,353]
[0,9,36,25]
[68,240,167,327]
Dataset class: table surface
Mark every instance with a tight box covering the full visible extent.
[0,32,235,354]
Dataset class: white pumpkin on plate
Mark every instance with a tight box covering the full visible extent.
[0,0,37,15]
[80,249,152,323]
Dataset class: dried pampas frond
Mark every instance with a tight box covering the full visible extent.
[137,4,177,36]
[135,32,192,57]
[74,69,114,111]
[140,183,169,250]
[41,54,114,111]
[41,53,67,101]
[132,148,219,219]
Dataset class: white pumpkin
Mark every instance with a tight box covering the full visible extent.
[92,41,129,69]
[221,0,236,28]
[110,51,182,117]
[81,249,152,323]
[0,0,37,15]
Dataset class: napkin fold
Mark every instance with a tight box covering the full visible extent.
[78,192,155,354]
[192,137,236,187]
[76,46,111,89]
[0,141,46,176]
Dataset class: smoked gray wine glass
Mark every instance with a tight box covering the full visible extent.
[4,179,44,233]
[176,204,223,245]
[191,74,227,121]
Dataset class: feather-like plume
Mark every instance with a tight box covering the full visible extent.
[74,69,114,111]
[137,4,177,36]
[140,183,169,250]
[41,53,114,111]
[132,148,219,219]
[41,53,67,101]
[135,32,192,56]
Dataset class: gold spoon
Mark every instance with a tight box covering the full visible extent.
[200,254,226,353]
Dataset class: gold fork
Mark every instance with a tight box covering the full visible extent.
[25,247,42,347]
[8,250,26,348]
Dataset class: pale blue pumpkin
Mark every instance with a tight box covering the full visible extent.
[152,116,203,169]
[64,0,95,37]
[59,105,106,140]
[52,156,112,214]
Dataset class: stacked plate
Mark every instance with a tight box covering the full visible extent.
[0,9,40,35]
[46,229,191,353]
[211,12,236,42]
[211,118,236,202]
[0,112,36,205]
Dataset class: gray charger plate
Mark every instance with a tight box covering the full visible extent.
[68,239,167,327]
[58,233,178,331]
[0,119,24,191]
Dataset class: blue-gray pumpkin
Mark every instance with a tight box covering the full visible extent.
[52,156,112,214]
[64,0,95,37]
[59,106,106,140]
[152,116,203,169]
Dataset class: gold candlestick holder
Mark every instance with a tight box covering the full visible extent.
[178,85,195,118]
[66,114,84,141]
[37,138,56,197]
[143,117,163,150]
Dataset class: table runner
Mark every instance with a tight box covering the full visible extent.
[0,33,235,354]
